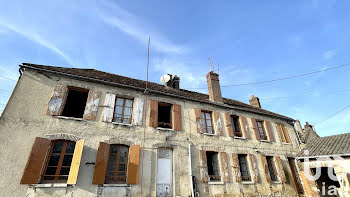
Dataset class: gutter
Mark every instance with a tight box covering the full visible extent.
[296,153,350,160]
[20,64,294,122]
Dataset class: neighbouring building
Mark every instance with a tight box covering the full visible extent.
[296,133,350,197]
[0,63,304,197]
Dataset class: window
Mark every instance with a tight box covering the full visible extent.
[231,116,242,137]
[113,97,133,124]
[277,124,290,143]
[158,102,172,128]
[238,154,251,181]
[256,120,267,140]
[105,145,129,184]
[41,140,76,183]
[206,151,220,181]
[202,111,213,134]
[61,87,89,118]
[266,156,278,181]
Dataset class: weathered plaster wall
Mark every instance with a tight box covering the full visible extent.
[0,70,301,197]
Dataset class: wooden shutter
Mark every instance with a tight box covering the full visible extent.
[249,154,258,182]
[47,85,68,116]
[83,90,102,120]
[173,104,182,131]
[132,97,144,126]
[20,137,51,184]
[101,93,116,122]
[127,145,140,184]
[67,139,84,184]
[198,150,208,182]
[220,152,230,182]
[283,125,291,143]
[195,108,203,133]
[251,118,260,140]
[149,100,158,128]
[265,121,275,142]
[261,155,271,183]
[231,153,242,182]
[277,123,286,143]
[92,142,110,184]
[275,156,286,183]
[214,111,223,136]
[225,113,234,137]
[240,116,250,139]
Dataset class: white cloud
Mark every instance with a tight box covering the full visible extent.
[323,50,336,59]
[0,22,75,65]
[96,0,187,54]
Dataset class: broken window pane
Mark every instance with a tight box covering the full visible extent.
[158,102,172,128]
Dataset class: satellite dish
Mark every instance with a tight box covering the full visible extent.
[160,74,171,84]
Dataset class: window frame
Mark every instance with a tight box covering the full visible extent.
[238,154,251,181]
[206,151,221,181]
[41,140,76,183]
[112,97,134,124]
[61,86,89,118]
[105,144,129,184]
[266,156,278,181]
[157,102,173,129]
[256,120,268,140]
[201,111,214,134]
[230,115,242,137]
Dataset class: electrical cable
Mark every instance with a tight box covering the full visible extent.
[185,63,350,89]
[314,104,350,126]
[260,89,350,101]
[0,74,17,82]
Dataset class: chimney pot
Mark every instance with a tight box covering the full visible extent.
[249,95,261,108]
[206,71,223,103]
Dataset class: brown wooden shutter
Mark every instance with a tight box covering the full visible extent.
[47,85,68,116]
[220,152,230,182]
[261,155,271,183]
[240,116,250,139]
[225,113,234,137]
[231,153,242,182]
[92,142,110,184]
[149,100,158,128]
[198,150,208,182]
[275,156,286,183]
[214,111,223,136]
[127,145,140,184]
[83,90,102,120]
[173,104,182,131]
[265,120,275,142]
[101,93,116,122]
[283,125,291,143]
[248,154,258,182]
[20,137,51,184]
[276,123,285,143]
[251,118,260,140]
[67,139,84,184]
[195,108,203,133]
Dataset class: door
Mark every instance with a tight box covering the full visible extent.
[157,148,173,197]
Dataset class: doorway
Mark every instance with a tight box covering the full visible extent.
[157,148,173,197]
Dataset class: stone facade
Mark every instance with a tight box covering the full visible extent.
[0,66,302,197]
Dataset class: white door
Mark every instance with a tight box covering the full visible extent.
[157,148,173,197]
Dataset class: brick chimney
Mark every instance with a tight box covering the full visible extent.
[206,71,223,103]
[164,74,180,90]
[249,95,261,108]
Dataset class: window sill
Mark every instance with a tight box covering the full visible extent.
[271,180,282,184]
[157,127,174,132]
[282,142,291,145]
[103,184,128,187]
[260,139,272,143]
[203,133,217,136]
[32,183,68,188]
[241,181,254,185]
[112,122,133,127]
[208,181,224,185]
[234,136,247,140]
[56,116,84,121]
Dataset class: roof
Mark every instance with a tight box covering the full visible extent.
[297,132,350,158]
[20,63,294,121]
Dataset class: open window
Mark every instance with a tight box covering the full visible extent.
[231,115,242,137]
[158,102,172,129]
[266,156,278,181]
[238,154,251,181]
[206,151,220,181]
[61,87,89,118]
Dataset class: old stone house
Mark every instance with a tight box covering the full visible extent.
[0,63,304,197]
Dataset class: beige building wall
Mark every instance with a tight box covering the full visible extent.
[0,70,302,197]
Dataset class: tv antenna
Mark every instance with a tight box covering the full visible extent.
[208,57,219,73]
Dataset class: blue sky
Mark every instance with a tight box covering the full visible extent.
[0,0,349,137]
